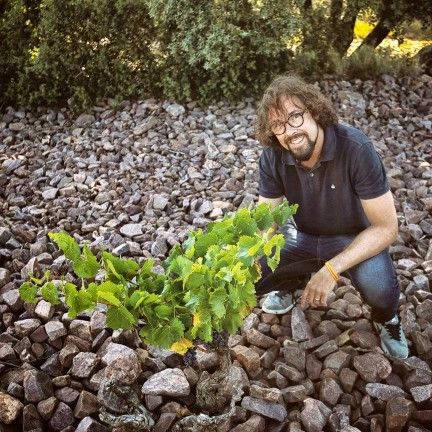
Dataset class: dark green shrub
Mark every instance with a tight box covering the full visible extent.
[343,45,422,80]
[0,0,41,110]
[10,0,157,111]
[147,0,300,103]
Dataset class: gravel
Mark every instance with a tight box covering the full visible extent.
[0,74,431,431]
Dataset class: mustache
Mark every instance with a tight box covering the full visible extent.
[285,132,306,144]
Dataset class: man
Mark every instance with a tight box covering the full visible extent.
[254,74,409,359]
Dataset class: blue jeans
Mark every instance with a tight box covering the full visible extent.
[256,223,400,323]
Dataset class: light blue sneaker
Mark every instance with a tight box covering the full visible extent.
[373,315,409,359]
[262,291,295,314]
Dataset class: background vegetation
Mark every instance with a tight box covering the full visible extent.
[1,0,431,111]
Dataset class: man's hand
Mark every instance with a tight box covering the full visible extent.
[300,266,336,309]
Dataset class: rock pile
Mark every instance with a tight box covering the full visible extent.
[0,74,431,431]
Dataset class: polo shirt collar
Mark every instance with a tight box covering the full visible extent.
[281,124,337,165]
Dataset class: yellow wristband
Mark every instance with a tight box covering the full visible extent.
[325,261,339,282]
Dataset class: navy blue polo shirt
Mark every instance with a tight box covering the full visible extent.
[259,123,389,236]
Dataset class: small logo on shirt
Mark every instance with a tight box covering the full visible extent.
[331,184,336,189]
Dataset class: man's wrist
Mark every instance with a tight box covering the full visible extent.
[324,260,340,282]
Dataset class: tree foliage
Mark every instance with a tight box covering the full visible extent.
[0,0,429,111]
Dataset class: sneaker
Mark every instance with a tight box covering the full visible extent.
[262,291,294,314]
[373,315,409,359]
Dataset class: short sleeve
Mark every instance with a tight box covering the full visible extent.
[258,148,285,198]
[351,141,389,199]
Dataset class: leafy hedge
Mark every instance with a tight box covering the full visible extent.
[0,0,423,112]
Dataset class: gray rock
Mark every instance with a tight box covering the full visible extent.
[120,223,143,237]
[365,383,408,401]
[410,384,432,402]
[49,401,75,431]
[15,319,41,338]
[165,103,185,117]
[0,391,24,424]
[75,114,95,127]
[291,307,314,341]
[70,352,100,378]
[141,368,190,397]
[241,396,287,422]
[300,398,332,432]
[23,369,54,403]
[153,194,169,210]
[75,416,108,432]
[353,352,392,382]
[44,321,67,341]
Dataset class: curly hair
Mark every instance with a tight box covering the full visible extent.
[255,74,338,147]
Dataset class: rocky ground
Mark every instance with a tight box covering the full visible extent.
[0,74,431,432]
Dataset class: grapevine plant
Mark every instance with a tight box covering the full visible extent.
[19,202,297,357]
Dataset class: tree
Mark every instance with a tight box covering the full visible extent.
[355,0,432,52]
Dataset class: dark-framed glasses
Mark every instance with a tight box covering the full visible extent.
[271,109,307,136]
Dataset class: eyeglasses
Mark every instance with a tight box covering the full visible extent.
[270,109,307,136]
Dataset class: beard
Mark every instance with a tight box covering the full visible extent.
[283,132,316,161]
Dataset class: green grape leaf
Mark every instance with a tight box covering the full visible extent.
[209,287,226,319]
[236,236,259,267]
[97,290,122,307]
[74,244,100,279]
[106,305,136,330]
[102,252,139,279]
[141,317,185,348]
[183,263,207,290]
[169,255,193,278]
[233,208,258,236]
[48,231,81,264]
[155,304,173,319]
[140,258,155,276]
[222,308,244,335]
[194,232,219,258]
[263,233,284,256]
[41,282,60,305]
[253,203,274,231]
[272,202,298,226]
[19,282,38,304]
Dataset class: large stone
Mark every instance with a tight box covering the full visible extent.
[0,391,24,424]
[365,383,408,401]
[353,352,392,382]
[319,378,343,406]
[241,396,287,422]
[70,352,100,378]
[141,368,190,397]
[120,223,143,237]
[101,342,139,365]
[23,369,54,402]
[323,351,351,374]
[44,320,67,341]
[386,397,414,432]
[246,328,276,349]
[49,401,75,431]
[75,416,108,432]
[14,319,41,338]
[232,345,261,372]
[410,384,432,403]
[291,307,314,341]
[300,398,332,432]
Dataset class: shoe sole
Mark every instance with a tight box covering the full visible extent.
[372,322,409,360]
[261,303,295,315]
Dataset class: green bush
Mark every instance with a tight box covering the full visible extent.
[8,0,158,111]
[343,45,422,80]
[0,0,41,111]
[146,0,299,103]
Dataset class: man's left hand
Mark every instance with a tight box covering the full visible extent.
[300,266,336,309]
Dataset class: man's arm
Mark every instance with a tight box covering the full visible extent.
[300,190,398,308]
[258,195,284,237]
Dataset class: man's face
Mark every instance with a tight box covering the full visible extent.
[269,97,318,161]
